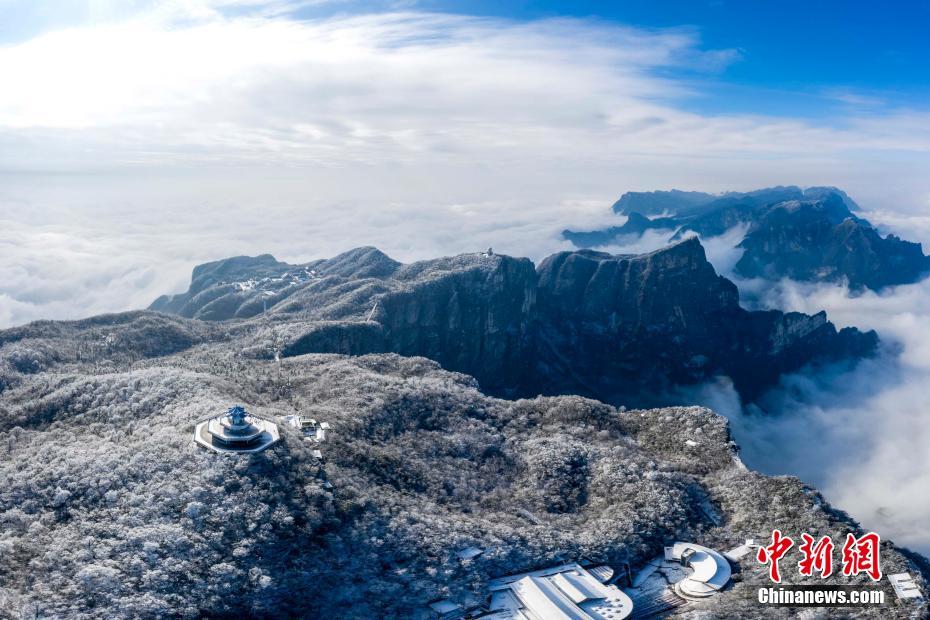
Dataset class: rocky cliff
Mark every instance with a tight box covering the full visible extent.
[534,239,875,402]
[150,240,876,405]
[735,195,930,289]
[565,186,927,291]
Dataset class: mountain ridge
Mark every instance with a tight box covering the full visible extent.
[0,239,918,619]
[148,238,877,406]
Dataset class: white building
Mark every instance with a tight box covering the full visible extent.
[475,563,633,620]
[625,540,733,616]
[665,542,731,599]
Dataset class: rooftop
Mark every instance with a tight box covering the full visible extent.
[477,562,633,620]
[194,405,280,454]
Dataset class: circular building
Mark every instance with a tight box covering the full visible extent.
[194,405,280,454]
[667,542,731,599]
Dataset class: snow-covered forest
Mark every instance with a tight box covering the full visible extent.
[0,312,924,618]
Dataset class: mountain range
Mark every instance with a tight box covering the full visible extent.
[150,239,876,406]
[0,235,923,618]
[563,186,930,291]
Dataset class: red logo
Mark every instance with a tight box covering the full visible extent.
[756,529,794,583]
[841,532,882,581]
[798,533,834,578]
[757,531,882,583]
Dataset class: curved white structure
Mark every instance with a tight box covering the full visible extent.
[484,562,633,619]
[665,542,731,599]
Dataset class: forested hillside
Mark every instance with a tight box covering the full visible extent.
[0,313,924,618]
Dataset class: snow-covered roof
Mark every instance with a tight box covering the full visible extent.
[666,542,731,599]
[587,565,613,584]
[193,412,280,455]
[456,546,484,561]
[889,573,923,600]
[723,539,756,562]
[485,562,633,619]
[430,599,462,615]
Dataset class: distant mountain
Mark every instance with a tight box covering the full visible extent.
[562,212,678,247]
[150,247,401,320]
[564,186,928,290]
[611,189,717,216]
[150,239,876,405]
[735,194,930,289]
[612,186,859,218]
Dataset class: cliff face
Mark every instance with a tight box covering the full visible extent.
[533,239,876,402]
[150,241,876,405]
[378,254,538,395]
[735,196,930,289]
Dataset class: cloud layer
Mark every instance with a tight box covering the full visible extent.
[4,4,930,553]
[713,276,930,556]
[3,7,930,328]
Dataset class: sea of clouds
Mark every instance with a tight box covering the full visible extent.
[728,274,930,557]
[602,215,930,556]
[3,5,930,326]
[3,2,930,555]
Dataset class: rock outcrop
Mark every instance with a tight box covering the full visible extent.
[377,254,538,395]
[534,239,875,402]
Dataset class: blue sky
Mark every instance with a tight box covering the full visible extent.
[427,1,930,87]
[421,0,930,118]
[4,1,928,111]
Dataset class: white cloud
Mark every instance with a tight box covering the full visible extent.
[0,12,730,164]
[1,8,928,174]
[675,272,930,555]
